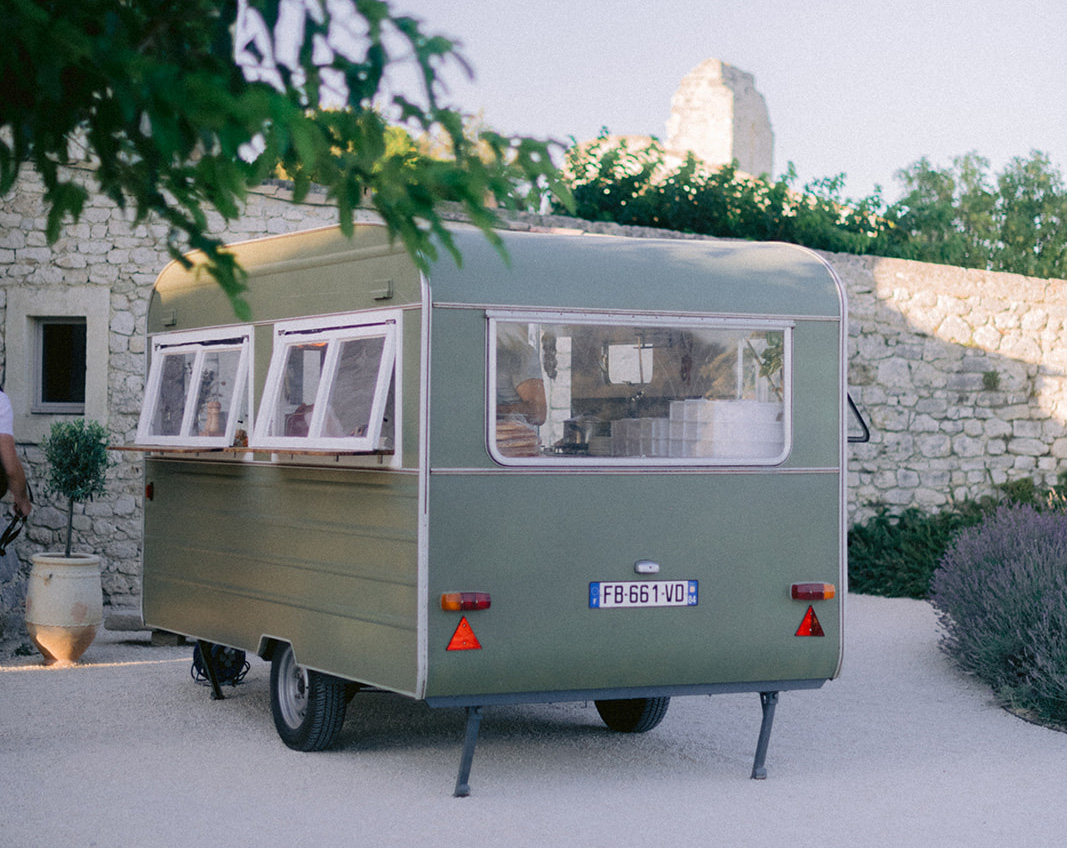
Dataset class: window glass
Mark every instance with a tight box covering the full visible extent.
[323,337,386,438]
[192,348,245,438]
[252,313,397,452]
[149,350,198,437]
[137,329,252,447]
[490,315,790,465]
[34,318,87,413]
[276,343,326,438]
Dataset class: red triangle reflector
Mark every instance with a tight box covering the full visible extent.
[446,616,482,651]
[795,605,825,637]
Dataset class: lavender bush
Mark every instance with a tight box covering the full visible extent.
[930,504,1067,725]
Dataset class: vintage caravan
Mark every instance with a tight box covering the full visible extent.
[136,224,849,794]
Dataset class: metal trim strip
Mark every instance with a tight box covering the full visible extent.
[423,678,827,709]
[436,301,842,323]
[426,465,841,476]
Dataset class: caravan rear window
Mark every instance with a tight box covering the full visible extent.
[488,311,791,466]
[250,311,399,453]
[137,328,252,448]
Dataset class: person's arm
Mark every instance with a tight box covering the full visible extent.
[0,434,31,516]
[513,378,547,426]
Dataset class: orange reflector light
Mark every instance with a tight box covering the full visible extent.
[791,582,836,601]
[446,616,482,651]
[795,605,825,637]
[440,592,491,612]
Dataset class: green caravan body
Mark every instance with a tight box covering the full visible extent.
[139,223,848,793]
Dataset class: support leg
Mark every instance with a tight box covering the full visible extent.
[750,691,779,780]
[454,706,484,797]
[196,640,226,701]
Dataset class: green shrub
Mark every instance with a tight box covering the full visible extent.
[40,418,110,557]
[847,474,1067,598]
[848,502,989,598]
[556,133,891,255]
[931,504,1067,726]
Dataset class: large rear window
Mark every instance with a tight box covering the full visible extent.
[488,311,791,466]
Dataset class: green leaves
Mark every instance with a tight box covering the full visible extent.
[558,135,1067,281]
[40,418,111,557]
[2,0,569,317]
[882,150,1067,278]
[557,133,889,254]
[40,419,110,506]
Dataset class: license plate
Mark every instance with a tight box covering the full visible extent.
[589,580,698,609]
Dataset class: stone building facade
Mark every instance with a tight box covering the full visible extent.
[3,166,1067,644]
[665,58,774,178]
[0,167,343,643]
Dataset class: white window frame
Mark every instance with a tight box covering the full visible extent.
[487,309,793,468]
[251,310,400,454]
[137,326,253,448]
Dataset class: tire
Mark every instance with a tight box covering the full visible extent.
[269,643,348,751]
[594,697,670,733]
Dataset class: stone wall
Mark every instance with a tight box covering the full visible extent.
[4,170,1067,642]
[0,168,344,643]
[834,251,1067,522]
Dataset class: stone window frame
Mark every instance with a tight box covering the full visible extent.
[5,286,110,442]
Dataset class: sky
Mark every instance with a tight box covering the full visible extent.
[388,0,1067,202]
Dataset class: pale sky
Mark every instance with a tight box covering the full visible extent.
[390,0,1067,202]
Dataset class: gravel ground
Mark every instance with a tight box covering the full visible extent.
[2,593,1065,848]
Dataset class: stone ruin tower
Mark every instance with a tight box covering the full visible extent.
[665,59,774,178]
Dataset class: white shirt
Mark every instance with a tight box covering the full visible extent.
[0,391,14,436]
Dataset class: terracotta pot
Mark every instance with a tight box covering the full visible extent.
[24,553,103,665]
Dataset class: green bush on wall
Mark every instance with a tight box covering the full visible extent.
[848,503,989,598]
[847,475,1067,599]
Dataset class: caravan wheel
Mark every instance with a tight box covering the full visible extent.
[594,697,670,733]
[270,643,348,751]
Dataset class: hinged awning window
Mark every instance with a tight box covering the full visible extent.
[251,311,399,453]
[137,327,253,448]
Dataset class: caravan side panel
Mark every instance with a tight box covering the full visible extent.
[143,460,420,694]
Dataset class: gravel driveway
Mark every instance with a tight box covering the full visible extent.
[2,594,1065,847]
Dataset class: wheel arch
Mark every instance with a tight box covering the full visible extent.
[257,635,287,663]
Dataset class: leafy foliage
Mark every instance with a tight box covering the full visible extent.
[1,0,569,319]
[557,133,890,256]
[891,150,1067,278]
[557,134,1067,281]
[40,419,110,557]
[848,502,990,599]
[931,504,1067,727]
[847,475,1067,599]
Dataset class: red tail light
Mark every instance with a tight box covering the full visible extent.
[441,592,491,612]
[791,582,835,601]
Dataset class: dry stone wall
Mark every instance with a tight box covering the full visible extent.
[834,251,1067,522]
[3,170,1067,637]
[0,168,345,642]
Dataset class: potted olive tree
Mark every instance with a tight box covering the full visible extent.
[24,419,110,664]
